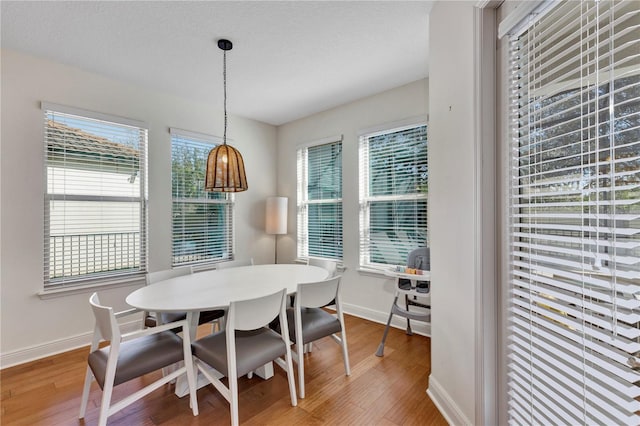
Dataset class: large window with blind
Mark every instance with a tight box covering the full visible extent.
[296,137,343,261]
[358,122,428,270]
[43,104,147,288]
[171,129,233,266]
[504,1,640,424]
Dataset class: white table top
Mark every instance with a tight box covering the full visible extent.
[126,264,329,313]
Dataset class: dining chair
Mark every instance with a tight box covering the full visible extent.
[144,266,225,331]
[303,257,339,353]
[286,275,350,399]
[215,258,254,269]
[307,257,338,277]
[191,288,297,426]
[79,293,198,426]
[375,247,431,357]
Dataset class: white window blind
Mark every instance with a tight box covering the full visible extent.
[297,138,343,260]
[171,129,233,266]
[43,104,147,287]
[507,1,640,424]
[358,123,428,270]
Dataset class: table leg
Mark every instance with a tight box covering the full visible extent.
[254,362,274,380]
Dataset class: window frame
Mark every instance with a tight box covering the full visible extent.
[170,128,235,268]
[296,135,343,263]
[42,102,148,290]
[358,118,429,272]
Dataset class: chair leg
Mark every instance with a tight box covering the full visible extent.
[284,351,298,407]
[405,294,413,335]
[79,366,93,418]
[184,357,199,416]
[98,380,114,426]
[229,370,240,426]
[297,345,306,399]
[340,332,351,376]
[376,298,397,357]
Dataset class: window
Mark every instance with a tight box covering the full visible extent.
[43,104,147,288]
[296,137,343,260]
[505,1,640,424]
[171,129,233,266]
[358,122,428,270]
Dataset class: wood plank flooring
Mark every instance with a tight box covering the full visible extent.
[1,314,447,425]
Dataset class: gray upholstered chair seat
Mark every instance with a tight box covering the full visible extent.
[192,328,287,378]
[88,331,185,389]
[286,308,341,345]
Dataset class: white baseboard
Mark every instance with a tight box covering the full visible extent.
[0,320,140,369]
[342,302,431,337]
[427,374,472,426]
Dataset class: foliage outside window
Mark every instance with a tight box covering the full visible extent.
[296,139,343,261]
[359,123,428,270]
[171,129,233,266]
[43,104,148,288]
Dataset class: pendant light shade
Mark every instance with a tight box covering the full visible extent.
[205,144,248,192]
[205,38,248,192]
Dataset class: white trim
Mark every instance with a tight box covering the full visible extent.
[497,0,555,39]
[41,101,147,129]
[342,302,431,337]
[427,375,473,426]
[357,115,428,138]
[296,134,343,149]
[38,277,144,299]
[169,127,225,144]
[475,0,501,8]
[474,6,498,426]
[0,319,140,369]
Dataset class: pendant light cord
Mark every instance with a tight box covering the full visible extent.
[223,49,228,146]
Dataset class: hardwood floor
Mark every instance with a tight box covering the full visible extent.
[1,314,447,425]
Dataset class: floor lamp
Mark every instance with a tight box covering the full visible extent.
[266,197,288,264]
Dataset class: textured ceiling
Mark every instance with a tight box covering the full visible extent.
[1,1,432,125]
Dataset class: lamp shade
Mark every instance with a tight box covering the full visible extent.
[205,144,248,192]
[266,197,288,235]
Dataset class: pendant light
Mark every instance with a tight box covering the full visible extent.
[205,39,248,192]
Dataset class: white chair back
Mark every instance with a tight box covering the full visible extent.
[89,293,120,343]
[296,276,341,309]
[216,258,254,269]
[228,289,286,332]
[147,265,192,285]
[307,257,338,277]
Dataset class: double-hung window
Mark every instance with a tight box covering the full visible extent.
[171,129,233,266]
[358,121,428,270]
[296,137,343,261]
[504,1,640,424]
[43,104,147,288]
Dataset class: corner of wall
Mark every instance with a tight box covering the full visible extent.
[427,374,473,426]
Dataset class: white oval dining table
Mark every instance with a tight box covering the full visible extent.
[125,263,329,397]
[126,264,328,325]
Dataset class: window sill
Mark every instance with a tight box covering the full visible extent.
[357,267,394,279]
[37,276,146,300]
